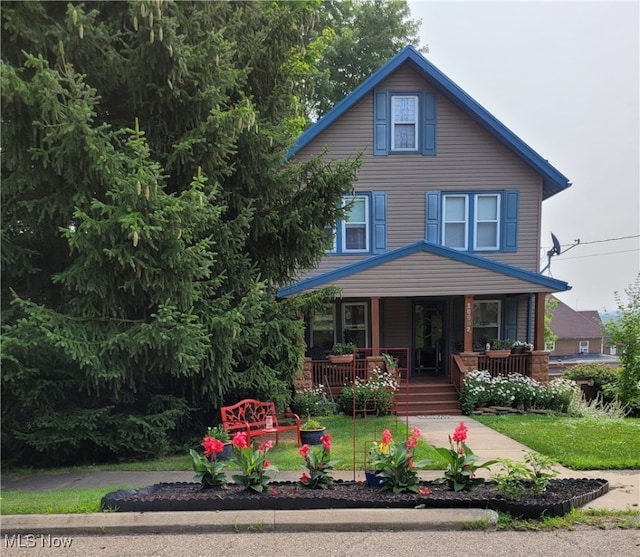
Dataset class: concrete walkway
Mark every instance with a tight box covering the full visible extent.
[1,417,638,535]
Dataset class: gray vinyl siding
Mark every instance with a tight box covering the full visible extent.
[298,252,556,298]
[294,65,544,293]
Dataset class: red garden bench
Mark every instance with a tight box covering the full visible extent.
[220,399,301,447]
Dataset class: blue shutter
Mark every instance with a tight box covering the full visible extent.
[425,191,440,243]
[422,92,436,155]
[502,190,519,252]
[504,297,518,340]
[372,192,387,254]
[373,90,388,155]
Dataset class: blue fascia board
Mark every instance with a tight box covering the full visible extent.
[289,45,570,200]
[277,240,571,297]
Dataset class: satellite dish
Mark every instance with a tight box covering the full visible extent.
[548,233,561,257]
[541,233,580,275]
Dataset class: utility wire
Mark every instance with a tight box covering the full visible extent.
[541,234,639,251]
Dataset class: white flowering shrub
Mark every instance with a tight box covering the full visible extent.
[291,384,336,417]
[460,372,580,414]
[339,366,399,416]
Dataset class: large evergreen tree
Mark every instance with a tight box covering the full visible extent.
[1,1,359,464]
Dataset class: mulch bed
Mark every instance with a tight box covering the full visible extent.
[101,478,608,519]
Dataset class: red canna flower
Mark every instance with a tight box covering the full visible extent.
[263,460,271,467]
[452,421,468,443]
[259,440,273,452]
[300,472,309,484]
[232,431,248,449]
[320,433,332,450]
[203,435,224,457]
[406,435,418,450]
[419,487,431,495]
[382,429,393,445]
[299,444,310,458]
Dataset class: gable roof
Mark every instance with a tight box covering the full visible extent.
[550,297,604,339]
[291,45,571,200]
[278,241,571,297]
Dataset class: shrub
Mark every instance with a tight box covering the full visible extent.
[460,372,580,414]
[339,367,398,416]
[290,385,335,417]
[563,363,619,403]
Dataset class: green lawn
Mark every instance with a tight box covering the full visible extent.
[474,415,640,470]
[0,487,132,515]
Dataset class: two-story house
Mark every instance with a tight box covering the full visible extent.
[279,46,571,412]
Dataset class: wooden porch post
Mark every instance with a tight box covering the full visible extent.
[463,295,474,352]
[534,293,546,351]
[371,296,380,356]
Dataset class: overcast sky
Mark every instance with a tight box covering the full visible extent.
[408,0,639,312]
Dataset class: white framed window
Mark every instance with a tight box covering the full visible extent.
[310,304,335,352]
[442,193,502,251]
[443,195,468,249]
[474,194,500,250]
[342,195,369,252]
[473,300,501,351]
[579,340,589,354]
[342,302,368,347]
[391,95,419,151]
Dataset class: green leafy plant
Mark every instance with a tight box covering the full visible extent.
[301,418,324,430]
[433,421,497,492]
[189,435,228,489]
[490,338,515,350]
[230,432,277,493]
[331,342,356,355]
[206,424,230,443]
[367,428,432,494]
[298,433,339,490]
[492,451,559,499]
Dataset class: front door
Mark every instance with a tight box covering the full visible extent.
[412,301,445,376]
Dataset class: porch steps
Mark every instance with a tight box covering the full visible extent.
[394,380,462,416]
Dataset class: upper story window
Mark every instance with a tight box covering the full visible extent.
[427,190,518,253]
[443,193,500,251]
[325,192,388,255]
[342,196,369,252]
[391,95,419,151]
[374,90,436,156]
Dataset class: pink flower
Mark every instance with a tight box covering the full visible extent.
[232,431,248,449]
[320,433,332,450]
[419,487,431,495]
[300,472,309,484]
[203,436,224,457]
[411,427,421,439]
[259,440,273,452]
[405,436,418,450]
[271,488,278,495]
[299,444,310,458]
[263,460,271,467]
[381,429,393,445]
[452,421,468,443]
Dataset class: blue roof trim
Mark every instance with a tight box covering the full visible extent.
[277,240,570,297]
[290,45,571,200]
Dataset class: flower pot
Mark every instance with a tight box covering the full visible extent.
[329,354,353,364]
[511,346,524,354]
[300,427,326,445]
[208,442,232,461]
[365,471,386,488]
[486,350,511,359]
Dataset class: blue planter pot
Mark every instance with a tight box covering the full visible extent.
[365,471,386,488]
[300,428,326,445]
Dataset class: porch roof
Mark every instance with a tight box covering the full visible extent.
[277,241,571,298]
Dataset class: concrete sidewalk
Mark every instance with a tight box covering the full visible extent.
[1,417,638,535]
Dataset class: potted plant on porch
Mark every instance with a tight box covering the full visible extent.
[300,417,327,445]
[328,342,356,364]
[487,339,515,358]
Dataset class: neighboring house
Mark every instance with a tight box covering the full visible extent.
[279,46,572,399]
[547,296,620,376]
[548,296,605,356]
